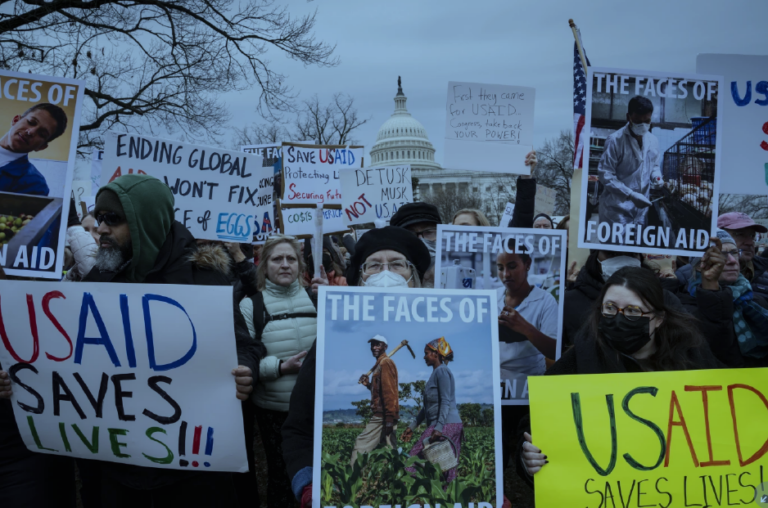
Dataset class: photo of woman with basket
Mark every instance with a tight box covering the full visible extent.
[402,337,464,483]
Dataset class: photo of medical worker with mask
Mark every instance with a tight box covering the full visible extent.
[597,96,664,233]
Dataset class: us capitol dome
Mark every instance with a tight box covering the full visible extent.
[369,77,441,172]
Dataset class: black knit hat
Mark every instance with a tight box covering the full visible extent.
[346,227,431,286]
[390,202,442,229]
[94,188,126,220]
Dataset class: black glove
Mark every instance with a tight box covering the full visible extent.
[67,198,81,228]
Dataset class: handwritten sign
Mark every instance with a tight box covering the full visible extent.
[697,54,768,195]
[0,280,248,472]
[529,368,768,507]
[534,184,557,217]
[444,81,535,174]
[281,143,363,206]
[241,144,282,243]
[101,132,270,243]
[339,165,412,226]
[278,206,351,238]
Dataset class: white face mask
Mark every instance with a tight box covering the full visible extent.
[363,270,410,288]
[422,238,436,257]
[600,256,641,282]
[630,121,650,136]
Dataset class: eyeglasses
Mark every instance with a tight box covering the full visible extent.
[721,249,743,260]
[361,260,412,275]
[412,228,437,241]
[601,302,654,321]
[95,212,124,227]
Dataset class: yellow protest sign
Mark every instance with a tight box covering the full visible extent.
[529,368,768,507]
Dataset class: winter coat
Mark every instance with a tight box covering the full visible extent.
[82,175,264,490]
[282,340,317,500]
[0,155,49,196]
[63,225,97,281]
[239,279,317,411]
[508,177,537,228]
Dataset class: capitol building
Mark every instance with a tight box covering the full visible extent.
[367,78,518,225]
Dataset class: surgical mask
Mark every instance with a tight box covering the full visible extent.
[363,270,410,288]
[598,314,652,355]
[599,256,641,282]
[422,238,436,258]
[630,121,650,136]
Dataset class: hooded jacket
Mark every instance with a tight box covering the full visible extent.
[81,175,264,490]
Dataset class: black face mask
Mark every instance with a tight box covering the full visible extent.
[598,314,652,355]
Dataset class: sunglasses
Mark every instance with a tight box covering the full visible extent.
[95,212,124,227]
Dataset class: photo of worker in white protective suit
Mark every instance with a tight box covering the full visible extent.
[597,96,664,234]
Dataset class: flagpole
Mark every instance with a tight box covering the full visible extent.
[569,19,588,72]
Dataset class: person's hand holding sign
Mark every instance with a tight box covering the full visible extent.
[700,236,725,291]
[521,150,537,179]
[0,370,11,399]
[522,432,548,475]
[232,366,253,401]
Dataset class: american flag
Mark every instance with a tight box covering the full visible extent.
[573,28,590,169]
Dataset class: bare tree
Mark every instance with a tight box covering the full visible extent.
[294,93,370,144]
[719,194,768,219]
[485,174,517,226]
[535,130,575,215]
[421,183,483,225]
[232,121,288,149]
[0,0,338,152]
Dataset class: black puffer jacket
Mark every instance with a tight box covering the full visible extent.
[508,177,537,228]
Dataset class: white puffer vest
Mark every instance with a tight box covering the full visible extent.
[239,279,317,411]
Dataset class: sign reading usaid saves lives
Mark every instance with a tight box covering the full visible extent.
[0,281,248,472]
[102,132,268,243]
[281,143,363,206]
[529,368,768,507]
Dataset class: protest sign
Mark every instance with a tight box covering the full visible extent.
[577,68,724,257]
[435,225,565,404]
[444,81,535,174]
[534,184,557,217]
[339,165,412,226]
[278,206,351,238]
[90,150,103,196]
[529,368,768,507]
[101,132,270,243]
[241,143,282,243]
[499,202,515,227]
[0,71,85,279]
[70,180,91,220]
[0,280,248,472]
[313,286,503,508]
[281,143,364,206]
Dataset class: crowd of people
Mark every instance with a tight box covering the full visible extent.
[0,144,767,507]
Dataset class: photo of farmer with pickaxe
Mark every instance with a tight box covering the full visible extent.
[349,335,415,466]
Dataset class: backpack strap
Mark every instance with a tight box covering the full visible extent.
[249,292,269,343]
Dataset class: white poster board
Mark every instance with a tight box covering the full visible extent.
[577,67,724,257]
[241,143,281,243]
[101,132,269,243]
[444,82,535,174]
[339,165,412,225]
[696,54,767,196]
[499,202,515,227]
[278,206,351,238]
[0,71,85,279]
[281,143,363,206]
[435,225,566,405]
[0,280,248,472]
[313,286,503,508]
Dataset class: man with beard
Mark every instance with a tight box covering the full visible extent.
[350,334,399,465]
[79,174,262,506]
[0,103,68,196]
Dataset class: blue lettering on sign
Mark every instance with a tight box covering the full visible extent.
[142,294,197,372]
[730,80,768,107]
[215,212,253,241]
[462,278,473,288]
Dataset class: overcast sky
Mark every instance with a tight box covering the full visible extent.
[221,0,767,166]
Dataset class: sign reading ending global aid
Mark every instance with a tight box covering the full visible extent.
[102,132,268,242]
[0,281,248,472]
